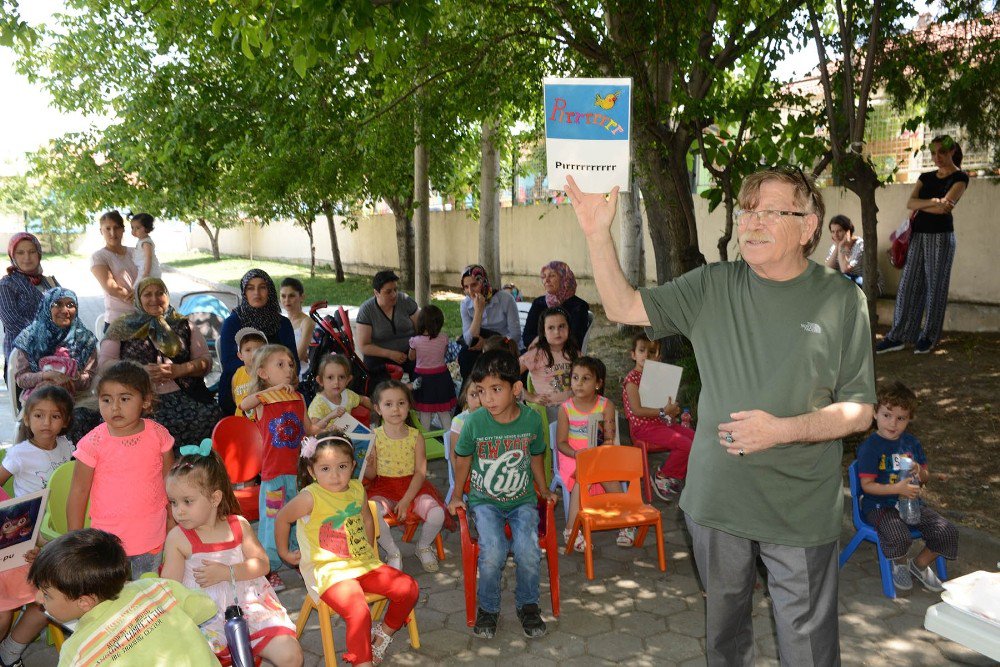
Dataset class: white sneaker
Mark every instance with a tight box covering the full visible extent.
[892,562,913,590]
[908,559,944,592]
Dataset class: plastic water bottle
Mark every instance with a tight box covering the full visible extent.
[222,567,254,667]
[224,604,255,667]
[680,408,693,429]
[897,456,921,525]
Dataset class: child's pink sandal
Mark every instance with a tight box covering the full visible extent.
[371,623,394,665]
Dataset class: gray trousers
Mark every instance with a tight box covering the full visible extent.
[686,514,840,667]
[887,231,956,345]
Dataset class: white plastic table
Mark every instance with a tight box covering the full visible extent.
[924,602,1000,662]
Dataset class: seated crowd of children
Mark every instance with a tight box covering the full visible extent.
[0,302,958,666]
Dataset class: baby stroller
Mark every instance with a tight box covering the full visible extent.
[177,290,238,394]
[304,302,371,399]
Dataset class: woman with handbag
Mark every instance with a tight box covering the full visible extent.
[876,135,968,355]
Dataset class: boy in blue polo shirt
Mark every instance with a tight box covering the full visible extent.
[856,381,958,592]
[447,349,556,639]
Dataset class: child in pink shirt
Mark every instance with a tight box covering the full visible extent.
[519,307,578,423]
[408,305,456,431]
[68,361,174,579]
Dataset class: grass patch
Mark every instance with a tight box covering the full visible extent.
[163,252,464,337]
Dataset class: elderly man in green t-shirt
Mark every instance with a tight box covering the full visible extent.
[566,169,876,666]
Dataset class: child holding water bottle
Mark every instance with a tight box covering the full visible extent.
[856,381,959,592]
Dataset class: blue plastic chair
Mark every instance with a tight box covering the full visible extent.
[549,421,571,523]
[443,430,457,504]
[839,460,947,598]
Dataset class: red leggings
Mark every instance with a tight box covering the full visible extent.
[320,564,419,665]
[631,421,694,479]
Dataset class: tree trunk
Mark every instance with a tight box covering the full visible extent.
[847,164,882,349]
[717,178,736,261]
[321,199,345,282]
[479,118,501,286]
[633,129,706,284]
[301,215,316,278]
[386,197,415,291]
[619,174,645,288]
[197,217,220,260]
[413,121,431,307]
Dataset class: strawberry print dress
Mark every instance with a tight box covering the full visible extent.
[301,480,381,592]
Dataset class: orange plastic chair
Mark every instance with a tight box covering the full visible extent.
[212,416,264,521]
[566,445,667,580]
[456,481,560,626]
[295,501,419,667]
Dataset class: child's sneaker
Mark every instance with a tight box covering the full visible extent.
[891,562,912,591]
[516,603,547,638]
[266,571,286,592]
[415,545,439,572]
[473,608,499,639]
[908,559,944,592]
[563,527,585,553]
[616,527,637,547]
[653,474,683,502]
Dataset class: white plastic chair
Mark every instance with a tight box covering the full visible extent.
[580,311,596,354]
[549,421,571,522]
[93,314,106,342]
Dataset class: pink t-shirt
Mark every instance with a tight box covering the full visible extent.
[90,247,138,323]
[74,419,173,556]
[408,334,449,370]
[519,346,573,405]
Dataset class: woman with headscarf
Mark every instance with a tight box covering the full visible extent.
[522,261,591,350]
[457,264,520,379]
[12,287,101,442]
[1,232,59,361]
[98,277,222,448]
[217,269,298,414]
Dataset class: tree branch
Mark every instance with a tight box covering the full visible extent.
[808,1,843,165]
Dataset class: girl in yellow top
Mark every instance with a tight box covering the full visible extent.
[275,435,418,666]
[364,380,454,573]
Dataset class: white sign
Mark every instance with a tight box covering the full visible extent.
[544,77,632,193]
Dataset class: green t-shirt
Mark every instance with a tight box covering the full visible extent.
[59,578,219,667]
[640,261,875,547]
[455,404,547,511]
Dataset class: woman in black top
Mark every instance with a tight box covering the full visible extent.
[877,135,968,355]
[522,261,590,350]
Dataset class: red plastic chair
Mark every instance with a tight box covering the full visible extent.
[456,481,560,627]
[212,416,264,521]
[566,445,667,580]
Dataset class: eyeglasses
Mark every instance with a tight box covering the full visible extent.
[735,209,810,226]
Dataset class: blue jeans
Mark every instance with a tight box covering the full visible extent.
[471,502,540,614]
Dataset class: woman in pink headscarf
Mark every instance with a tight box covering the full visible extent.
[522,261,590,350]
[0,232,59,360]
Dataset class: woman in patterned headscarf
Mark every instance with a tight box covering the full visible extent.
[458,264,520,380]
[12,287,101,441]
[99,278,222,449]
[522,261,590,350]
[0,232,59,360]
[217,269,298,414]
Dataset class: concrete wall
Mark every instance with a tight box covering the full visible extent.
[190,181,1000,330]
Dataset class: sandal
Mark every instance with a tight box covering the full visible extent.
[371,623,394,665]
[563,527,585,553]
[415,545,439,572]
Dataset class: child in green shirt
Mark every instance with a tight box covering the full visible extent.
[29,529,219,667]
[447,350,556,640]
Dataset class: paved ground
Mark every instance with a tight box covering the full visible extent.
[4,261,997,665]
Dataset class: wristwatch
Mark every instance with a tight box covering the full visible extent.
[659,408,672,425]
